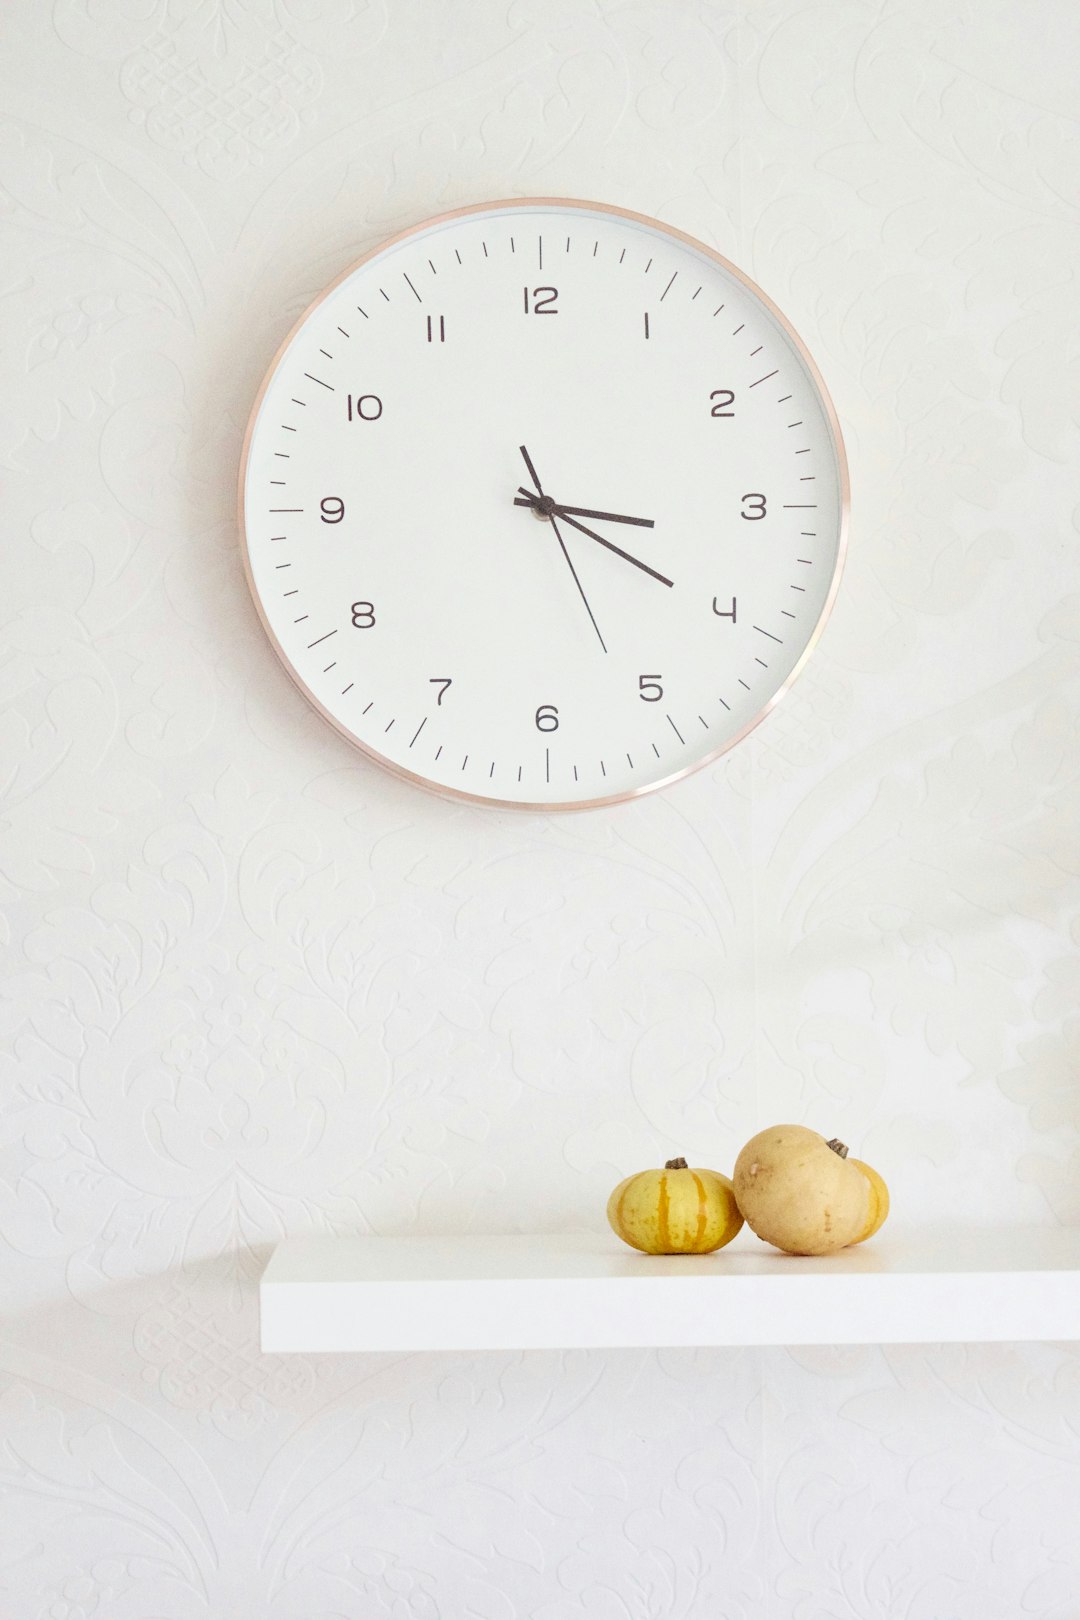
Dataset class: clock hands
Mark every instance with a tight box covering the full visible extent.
[516,486,673,589]
[518,445,608,654]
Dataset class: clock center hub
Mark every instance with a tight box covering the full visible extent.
[532,494,556,521]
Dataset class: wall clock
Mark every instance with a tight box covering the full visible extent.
[239,198,848,810]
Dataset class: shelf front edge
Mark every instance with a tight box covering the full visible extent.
[260,1266,1080,1353]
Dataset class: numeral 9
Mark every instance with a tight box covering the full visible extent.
[320,497,344,523]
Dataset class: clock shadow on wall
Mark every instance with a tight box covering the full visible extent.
[238,198,849,812]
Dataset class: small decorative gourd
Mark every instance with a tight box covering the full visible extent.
[732,1125,889,1256]
[607,1157,743,1254]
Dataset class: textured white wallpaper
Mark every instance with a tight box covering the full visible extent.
[2,1,1079,1615]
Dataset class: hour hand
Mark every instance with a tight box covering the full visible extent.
[514,490,654,528]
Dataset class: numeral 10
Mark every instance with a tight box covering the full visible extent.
[346,393,382,421]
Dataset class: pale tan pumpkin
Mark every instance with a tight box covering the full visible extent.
[607,1157,743,1254]
[850,1158,889,1242]
[733,1125,888,1256]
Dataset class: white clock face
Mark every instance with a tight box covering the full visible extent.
[240,199,848,809]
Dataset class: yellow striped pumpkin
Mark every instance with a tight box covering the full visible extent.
[607,1157,743,1254]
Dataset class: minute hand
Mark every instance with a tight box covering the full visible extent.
[555,510,673,588]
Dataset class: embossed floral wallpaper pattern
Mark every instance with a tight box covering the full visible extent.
[2,1,1079,1615]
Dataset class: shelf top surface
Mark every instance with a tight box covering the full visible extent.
[261,1226,1080,1287]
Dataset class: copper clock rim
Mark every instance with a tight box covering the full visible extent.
[236,195,851,812]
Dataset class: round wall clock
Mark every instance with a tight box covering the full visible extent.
[239,198,848,810]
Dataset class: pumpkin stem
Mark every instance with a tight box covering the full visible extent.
[826,1138,849,1159]
[664,1157,689,1170]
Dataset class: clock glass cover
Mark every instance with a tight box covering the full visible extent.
[240,198,848,809]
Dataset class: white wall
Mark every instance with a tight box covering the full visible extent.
[2,2,1078,1614]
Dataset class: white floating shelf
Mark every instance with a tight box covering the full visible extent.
[259,1227,1080,1352]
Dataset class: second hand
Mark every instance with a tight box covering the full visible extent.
[519,445,607,654]
[550,511,607,654]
